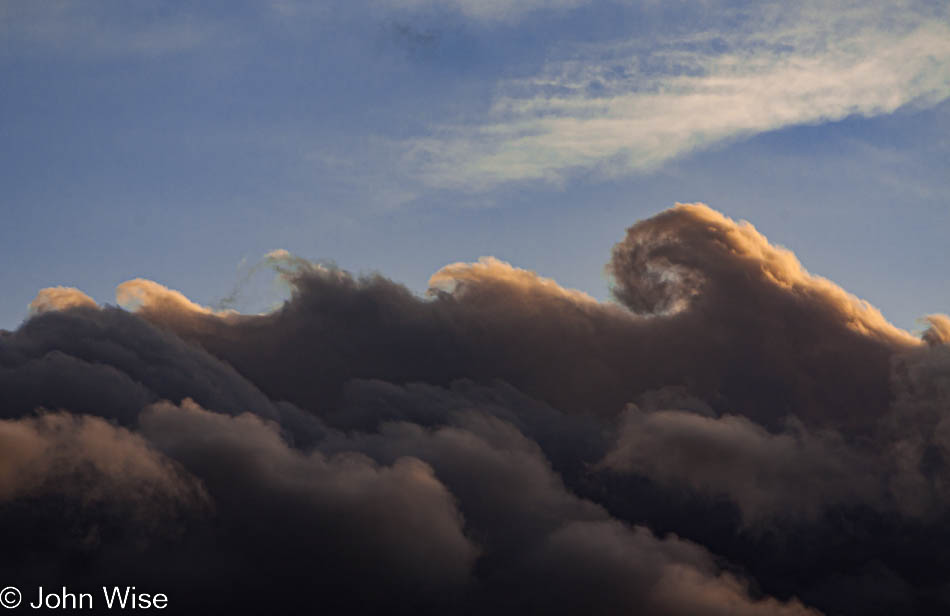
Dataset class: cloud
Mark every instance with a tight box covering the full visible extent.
[129,204,916,433]
[281,392,817,615]
[405,1,950,188]
[28,286,98,314]
[527,519,820,616]
[116,278,233,317]
[600,406,880,523]
[0,411,209,588]
[139,399,478,610]
[923,314,950,346]
[5,204,950,613]
[0,411,205,511]
[2,299,283,424]
[429,256,599,304]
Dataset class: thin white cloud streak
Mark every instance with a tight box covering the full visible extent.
[406,4,950,189]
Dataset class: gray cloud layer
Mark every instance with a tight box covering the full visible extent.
[2,204,949,614]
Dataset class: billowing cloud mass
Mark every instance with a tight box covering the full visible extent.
[3,204,950,614]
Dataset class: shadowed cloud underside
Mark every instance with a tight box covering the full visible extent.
[2,204,949,615]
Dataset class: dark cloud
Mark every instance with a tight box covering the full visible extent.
[0,302,283,424]
[0,411,206,513]
[0,411,208,594]
[139,399,477,613]
[599,406,882,524]
[2,203,950,614]
[128,205,913,436]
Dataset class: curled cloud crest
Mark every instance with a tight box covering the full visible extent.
[119,203,917,433]
[429,256,598,306]
[28,286,98,315]
[5,204,950,614]
[116,278,233,317]
[923,314,950,346]
[609,203,917,347]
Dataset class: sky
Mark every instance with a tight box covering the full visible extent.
[5,3,950,614]
[1,0,949,333]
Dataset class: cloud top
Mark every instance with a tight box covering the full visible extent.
[3,204,950,614]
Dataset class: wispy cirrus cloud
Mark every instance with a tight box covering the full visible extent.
[404,1,950,189]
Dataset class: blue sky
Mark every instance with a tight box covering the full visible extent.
[2,0,948,332]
